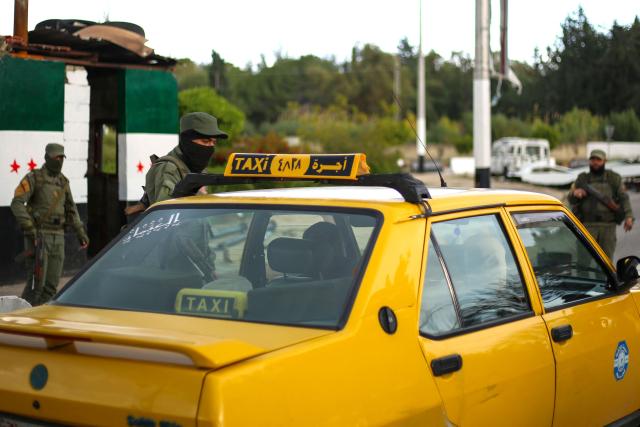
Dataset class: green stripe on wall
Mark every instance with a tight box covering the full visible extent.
[0,56,64,131]
[119,69,178,134]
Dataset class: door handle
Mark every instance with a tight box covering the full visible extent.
[551,325,573,342]
[431,354,462,376]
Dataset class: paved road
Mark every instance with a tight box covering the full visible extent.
[1,174,638,297]
[614,191,640,259]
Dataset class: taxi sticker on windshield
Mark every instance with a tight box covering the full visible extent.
[614,340,629,381]
[175,288,247,319]
[224,153,370,180]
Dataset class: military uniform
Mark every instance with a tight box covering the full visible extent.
[143,112,228,206]
[144,146,191,205]
[10,144,89,305]
[568,165,633,260]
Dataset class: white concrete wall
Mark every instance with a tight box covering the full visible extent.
[587,142,640,161]
[0,130,64,206]
[63,66,90,204]
[118,133,178,201]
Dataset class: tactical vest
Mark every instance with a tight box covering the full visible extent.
[125,152,190,217]
[29,168,69,231]
[575,170,621,223]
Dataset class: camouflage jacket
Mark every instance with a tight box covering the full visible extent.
[144,146,191,206]
[568,169,633,224]
[10,167,88,241]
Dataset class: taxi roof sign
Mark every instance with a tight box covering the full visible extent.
[224,153,370,180]
[171,152,430,203]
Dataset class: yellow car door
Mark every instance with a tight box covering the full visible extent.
[418,209,555,426]
[510,208,640,426]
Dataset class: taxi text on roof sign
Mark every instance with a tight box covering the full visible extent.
[224,153,370,180]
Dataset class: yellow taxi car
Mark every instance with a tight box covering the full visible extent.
[1,153,639,427]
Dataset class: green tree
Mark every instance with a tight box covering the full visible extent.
[556,108,601,153]
[209,50,228,94]
[430,116,462,158]
[491,114,531,140]
[345,44,395,116]
[287,103,410,172]
[178,87,245,140]
[608,109,640,141]
[545,8,608,114]
[174,58,208,90]
[531,119,560,148]
[599,18,640,114]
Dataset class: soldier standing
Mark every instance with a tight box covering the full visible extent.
[568,149,634,260]
[145,112,228,205]
[11,143,89,305]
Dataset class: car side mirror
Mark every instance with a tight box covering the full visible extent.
[616,256,640,291]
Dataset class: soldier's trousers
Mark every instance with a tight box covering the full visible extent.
[585,223,617,261]
[21,233,65,306]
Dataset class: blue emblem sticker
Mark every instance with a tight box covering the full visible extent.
[30,364,48,390]
[614,340,630,381]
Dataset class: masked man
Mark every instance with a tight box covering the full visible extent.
[11,143,89,305]
[145,112,228,205]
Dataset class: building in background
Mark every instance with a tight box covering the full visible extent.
[0,18,178,282]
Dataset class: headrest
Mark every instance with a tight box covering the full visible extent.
[267,237,330,275]
[302,222,339,243]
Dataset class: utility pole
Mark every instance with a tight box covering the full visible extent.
[13,0,29,44]
[474,0,491,188]
[416,0,426,172]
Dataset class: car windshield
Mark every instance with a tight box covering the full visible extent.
[525,146,541,157]
[56,206,380,329]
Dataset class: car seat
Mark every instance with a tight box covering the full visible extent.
[266,237,332,285]
[302,222,353,279]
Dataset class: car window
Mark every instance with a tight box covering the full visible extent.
[56,207,380,329]
[421,214,531,336]
[512,211,613,310]
[348,214,377,252]
[419,239,459,335]
[526,146,540,157]
[263,213,325,282]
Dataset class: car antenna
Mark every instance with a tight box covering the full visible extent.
[392,93,447,188]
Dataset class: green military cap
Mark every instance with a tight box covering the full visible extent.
[45,143,66,157]
[180,112,228,139]
[589,149,606,160]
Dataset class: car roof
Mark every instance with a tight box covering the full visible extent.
[158,185,562,213]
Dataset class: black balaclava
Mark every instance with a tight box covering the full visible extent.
[179,130,215,172]
[45,154,63,175]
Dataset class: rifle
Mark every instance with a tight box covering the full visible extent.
[578,183,626,224]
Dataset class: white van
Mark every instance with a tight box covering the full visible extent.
[491,137,554,178]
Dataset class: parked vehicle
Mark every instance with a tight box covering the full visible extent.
[491,137,554,178]
[1,152,639,426]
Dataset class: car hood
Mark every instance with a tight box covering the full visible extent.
[0,304,333,369]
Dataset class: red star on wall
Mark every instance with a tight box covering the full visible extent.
[10,160,20,173]
[137,161,144,173]
[28,158,37,171]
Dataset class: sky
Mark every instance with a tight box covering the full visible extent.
[1,0,639,68]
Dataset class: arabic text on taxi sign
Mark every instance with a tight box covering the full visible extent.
[224,153,370,179]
